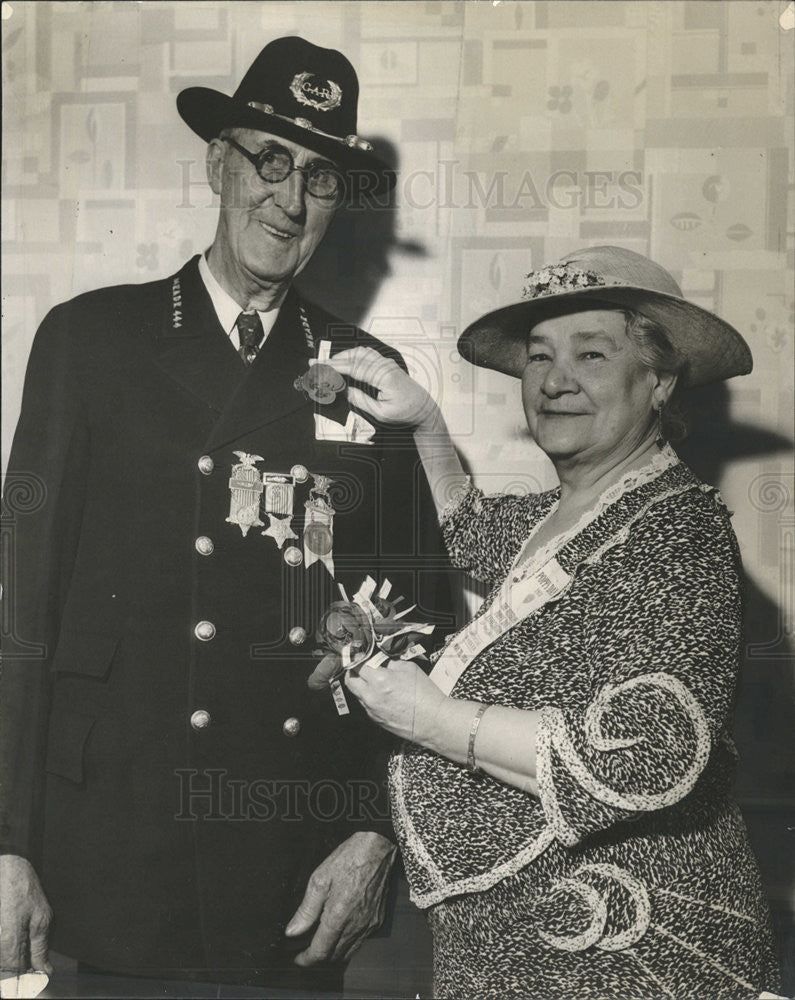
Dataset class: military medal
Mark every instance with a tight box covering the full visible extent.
[227,452,265,536]
[262,513,298,549]
[262,473,295,516]
[260,472,297,549]
[294,338,346,405]
[304,473,336,576]
[293,363,346,404]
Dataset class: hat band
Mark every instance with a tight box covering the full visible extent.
[522,264,628,300]
[245,101,373,152]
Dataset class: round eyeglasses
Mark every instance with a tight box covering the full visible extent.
[225,138,344,202]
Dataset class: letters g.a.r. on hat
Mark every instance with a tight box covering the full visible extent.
[177,35,395,196]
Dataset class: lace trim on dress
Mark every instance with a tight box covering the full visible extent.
[391,749,557,909]
[536,672,712,850]
[389,750,447,894]
[508,444,680,585]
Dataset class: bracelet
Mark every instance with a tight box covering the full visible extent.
[467,703,490,774]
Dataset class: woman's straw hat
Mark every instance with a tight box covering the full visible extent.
[458,246,752,388]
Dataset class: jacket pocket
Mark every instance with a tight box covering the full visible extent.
[45,710,96,784]
[50,628,121,679]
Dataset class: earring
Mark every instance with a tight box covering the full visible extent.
[655,401,665,447]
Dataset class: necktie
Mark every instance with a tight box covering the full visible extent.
[236,311,264,366]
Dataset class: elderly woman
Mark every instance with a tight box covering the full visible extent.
[325,246,781,999]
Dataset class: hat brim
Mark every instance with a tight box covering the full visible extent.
[458,285,753,389]
[177,87,396,196]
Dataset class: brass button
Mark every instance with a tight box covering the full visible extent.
[194,620,216,641]
[190,709,211,730]
[282,717,301,737]
[283,546,303,567]
[288,626,308,646]
[195,536,214,556]
[198,455,214,475]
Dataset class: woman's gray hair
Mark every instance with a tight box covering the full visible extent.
[623,310,688,443]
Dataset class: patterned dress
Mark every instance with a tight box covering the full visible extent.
[389,448,781,999]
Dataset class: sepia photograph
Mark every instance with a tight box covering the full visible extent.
[1,2,793,998]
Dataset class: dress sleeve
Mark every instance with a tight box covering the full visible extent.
[535,489,742,847]
[440,481,550,586]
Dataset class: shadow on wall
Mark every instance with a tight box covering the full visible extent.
[679,381,795,993]
[295,139,426,327]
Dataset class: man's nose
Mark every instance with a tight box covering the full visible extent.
[272,169,308,218]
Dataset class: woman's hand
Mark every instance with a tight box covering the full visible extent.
[344,659,447,745]
[324,347,439,430]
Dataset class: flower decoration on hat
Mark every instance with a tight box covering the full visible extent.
[522,264,627,301]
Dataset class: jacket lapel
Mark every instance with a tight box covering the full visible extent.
[150,256,244,414]
[203,287,315,453]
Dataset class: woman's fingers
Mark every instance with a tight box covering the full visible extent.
[324,347,400,388]
[345,385,380,417]
[325,347,437,428]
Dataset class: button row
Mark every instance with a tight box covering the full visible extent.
[195,534,301,567]
[194,622,308,644]
[190,710,301,737]
[193,454,303,739]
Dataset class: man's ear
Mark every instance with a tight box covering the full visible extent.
[206,139,226,196]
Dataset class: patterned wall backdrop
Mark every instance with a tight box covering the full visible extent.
[2,1,793,993]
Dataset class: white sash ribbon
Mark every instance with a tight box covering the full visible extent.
[429,557,572,696]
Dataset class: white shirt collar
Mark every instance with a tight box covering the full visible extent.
[198,252,281,343]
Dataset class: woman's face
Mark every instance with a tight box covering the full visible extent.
[521,308,657,466]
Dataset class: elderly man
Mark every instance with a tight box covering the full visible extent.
[0,36,450,994]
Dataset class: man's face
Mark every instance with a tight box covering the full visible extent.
[207,128,338,292]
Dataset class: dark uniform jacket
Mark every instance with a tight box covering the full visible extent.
[0,255,454,988]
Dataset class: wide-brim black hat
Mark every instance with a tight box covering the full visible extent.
[177,36,395,196]
[458,246,753,389]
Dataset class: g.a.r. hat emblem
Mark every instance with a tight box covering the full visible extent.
[290,71,342,111]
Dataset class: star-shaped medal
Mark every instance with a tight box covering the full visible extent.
[262,513,298,549]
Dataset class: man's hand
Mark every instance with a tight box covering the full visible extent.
[285,832,397,966]
[0,856,53,975]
